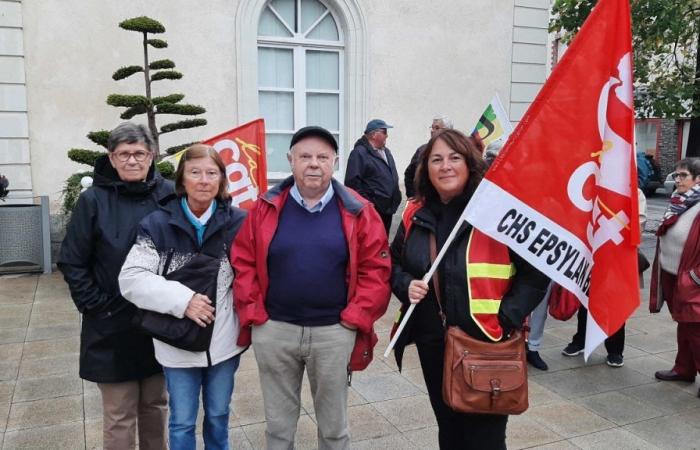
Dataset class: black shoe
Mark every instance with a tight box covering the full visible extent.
[606,354,624,367]
[527,350,549,371]
[562,343,584,357]
[654,370,696,382]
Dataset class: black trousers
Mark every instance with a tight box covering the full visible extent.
[379,212,392,235]
[571,306,625,355]
[415,338,508,450]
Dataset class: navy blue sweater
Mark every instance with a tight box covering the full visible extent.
[265,197,349,326]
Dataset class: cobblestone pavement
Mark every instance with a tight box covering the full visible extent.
[1,194,699,449]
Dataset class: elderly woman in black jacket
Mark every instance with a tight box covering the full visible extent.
[391,129,548,450]
[58,122,172,450]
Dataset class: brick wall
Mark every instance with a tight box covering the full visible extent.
[658,118,679,177]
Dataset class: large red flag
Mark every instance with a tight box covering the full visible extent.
[202,119,268,210]
[464,0,638,358]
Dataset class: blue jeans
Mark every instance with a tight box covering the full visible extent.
[164,355,240,450]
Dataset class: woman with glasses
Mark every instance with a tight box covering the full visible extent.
[390,129,548,449]
[651,157,700,398]
[119,144,247,449]
[58,122,172,450]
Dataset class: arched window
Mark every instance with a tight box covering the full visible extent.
[257,0,344,175]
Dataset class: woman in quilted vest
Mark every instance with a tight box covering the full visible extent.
[390,129,548,450]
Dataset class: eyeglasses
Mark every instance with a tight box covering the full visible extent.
[671,171,691,180]
[113,150,151,162]
[186,169,221,180]
[430,125,444,131]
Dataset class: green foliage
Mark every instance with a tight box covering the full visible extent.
[550,0,700,118]
[156,103,206,115]
[147,39,168,48]
[160,118,207,134]
[87,130,110,148]
[153,94,184,105]
[62,171,93,213]
[166,141,200,155]
[107,94,149,108]
[112,65,143,81]
[120,104,148,120]
[156,160,175,179]
[151,70,183,82]
[119,16,165,34]
[68,148,104,167]
[149,59,175,70]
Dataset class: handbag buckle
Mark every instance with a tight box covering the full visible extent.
[490,379,502,398]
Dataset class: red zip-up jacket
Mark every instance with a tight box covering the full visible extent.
[231,177,392,371]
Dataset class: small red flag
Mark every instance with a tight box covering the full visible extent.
[464,0,638,358]
[202,119,268,210]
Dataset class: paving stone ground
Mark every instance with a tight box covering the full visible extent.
[1,196,699,449]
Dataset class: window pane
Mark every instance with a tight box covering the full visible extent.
[300,0,327,34]
[306,51,338,90]
[258,47,293,88]
[269,0,296,32]
[307,93,339,130]
[259,92,294,130]
[635,122,659,155]
[306,13,338,41]
[266,133,293,172]
[259,7,292,37]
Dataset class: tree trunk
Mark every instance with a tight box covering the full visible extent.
[142,31,159,157]
[685,22,700,157]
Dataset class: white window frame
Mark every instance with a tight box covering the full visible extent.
[236,0,367,181]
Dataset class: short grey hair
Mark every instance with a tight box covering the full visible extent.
[432,115,454,129]
[107,122,155,153]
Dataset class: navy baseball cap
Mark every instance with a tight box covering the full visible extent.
[289,126,338,152]
[364,119,393,134]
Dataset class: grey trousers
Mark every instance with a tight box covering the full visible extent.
[252,320,356,450]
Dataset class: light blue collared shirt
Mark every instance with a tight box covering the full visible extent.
[289,183,335,213]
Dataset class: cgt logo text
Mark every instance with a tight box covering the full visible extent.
[497,208,592,295]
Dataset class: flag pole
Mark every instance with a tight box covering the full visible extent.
[383,214,465,357]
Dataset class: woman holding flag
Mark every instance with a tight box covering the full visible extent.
[651,157,700,396]
[390,129,548,449]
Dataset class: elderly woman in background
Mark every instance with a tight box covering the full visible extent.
[651,157,700,397]
[58,122,172,450]
[119,144,247,449]
[390,129,548,449]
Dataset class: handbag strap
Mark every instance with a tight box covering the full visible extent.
[429,233,447,329]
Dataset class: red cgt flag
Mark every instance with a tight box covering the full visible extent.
[202,119,268,210]
[463,0,638,358]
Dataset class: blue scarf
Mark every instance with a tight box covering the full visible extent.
[180,197,215,246]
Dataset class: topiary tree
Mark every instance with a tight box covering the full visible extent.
[63,16,205,212]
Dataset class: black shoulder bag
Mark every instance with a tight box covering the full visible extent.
[133,234,224,352]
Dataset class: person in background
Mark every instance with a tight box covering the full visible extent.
[390,129,548,449]
[58,122,171,450]
[561,188,648,367]
[119,145,247,449]
[233,126,391,449]
[345,119,401,233]
[651,158,700,397]
[404,115,454,198]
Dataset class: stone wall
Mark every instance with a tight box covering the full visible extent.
[658,118,679,177]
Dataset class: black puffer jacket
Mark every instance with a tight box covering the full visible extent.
[344,136,401,215]
[390,199,549,370]
[58,155,174,383]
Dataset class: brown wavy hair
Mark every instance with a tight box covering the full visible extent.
[413,129,488,204]
[175,144,231,203]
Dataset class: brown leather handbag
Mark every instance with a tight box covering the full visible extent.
[441,327,528,414]
[429,234,528,415]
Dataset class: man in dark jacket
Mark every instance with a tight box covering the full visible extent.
[345,119,401,233]
[404,115,454,198]
[58,122,172,450]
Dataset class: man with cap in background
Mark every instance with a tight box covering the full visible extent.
[345,119,401,234]
[232,126,391,450]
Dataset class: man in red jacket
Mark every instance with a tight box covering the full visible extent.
[232,126,391,450]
